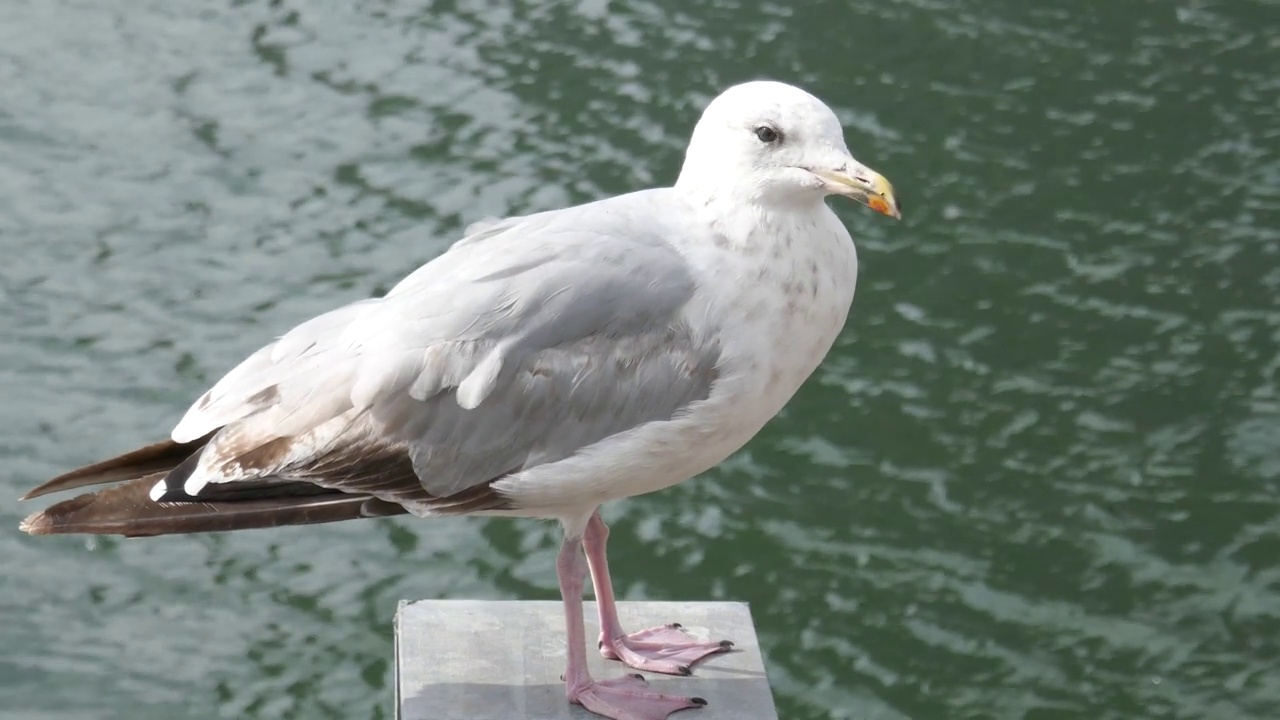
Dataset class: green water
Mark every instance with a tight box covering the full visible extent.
[3,1,1278,718]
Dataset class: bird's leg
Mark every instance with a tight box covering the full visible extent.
[583,511,734,676]
[558,533,707,720]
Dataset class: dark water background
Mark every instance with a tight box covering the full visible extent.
[3,1,1279,718]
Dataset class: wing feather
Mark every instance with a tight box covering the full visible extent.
[169,190,720,510]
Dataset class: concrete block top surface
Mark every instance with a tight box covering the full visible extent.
[396,600,777,720]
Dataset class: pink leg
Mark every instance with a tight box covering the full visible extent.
[557,532,707,720]
[583,512,734,676]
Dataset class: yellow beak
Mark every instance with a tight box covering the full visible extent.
[811,166,902,220]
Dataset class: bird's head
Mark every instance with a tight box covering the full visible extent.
[678,80,900,219]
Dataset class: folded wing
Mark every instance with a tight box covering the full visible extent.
[21,191,722,535]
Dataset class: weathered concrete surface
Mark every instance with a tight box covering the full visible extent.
[396,600,777,720]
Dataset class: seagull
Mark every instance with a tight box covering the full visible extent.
[19,80,900,720]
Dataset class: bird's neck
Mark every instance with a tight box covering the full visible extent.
[675,160,826,211]
[674,177,829,248]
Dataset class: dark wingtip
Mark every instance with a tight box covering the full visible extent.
[20,473,401,538]
[21,482,63,502]
[19,510,53,535]
[19,492,96,535]
[20,433,214,501]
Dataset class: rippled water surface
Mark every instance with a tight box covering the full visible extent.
[3,1,1279,718]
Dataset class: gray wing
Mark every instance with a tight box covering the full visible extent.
[163,190,721,512]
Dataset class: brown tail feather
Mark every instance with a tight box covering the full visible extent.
[19,474,406,537]
[21,474,404,535]
[19,435,409,537]
[21,433,215,500]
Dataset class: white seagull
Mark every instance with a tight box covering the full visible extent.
[20,80,900,720]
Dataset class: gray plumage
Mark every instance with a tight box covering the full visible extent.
[138,190,717,518]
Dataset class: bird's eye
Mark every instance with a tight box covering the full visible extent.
[754,125,781,144]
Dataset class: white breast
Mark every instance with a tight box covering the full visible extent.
[701,205,859,438]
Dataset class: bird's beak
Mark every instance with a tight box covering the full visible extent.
[810,163,902,220]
